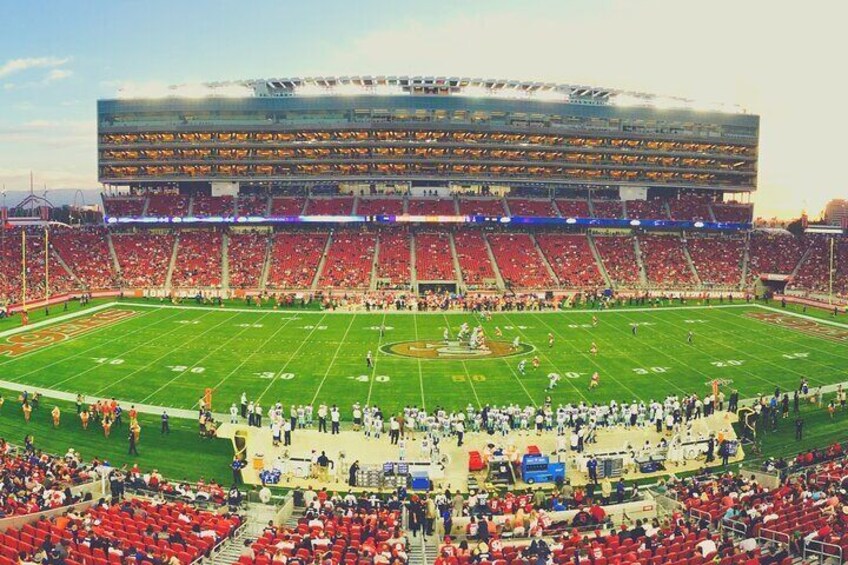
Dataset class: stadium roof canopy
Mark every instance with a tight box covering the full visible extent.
[116,75,746,114]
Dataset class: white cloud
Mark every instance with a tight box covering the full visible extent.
[44,69,73,83]
[0,56,70,79]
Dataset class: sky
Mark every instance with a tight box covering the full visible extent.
[0,0,845,219]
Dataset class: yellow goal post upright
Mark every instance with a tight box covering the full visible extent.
[204,387,213,411]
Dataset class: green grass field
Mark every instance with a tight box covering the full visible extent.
[2,299,846,413]
[1,298,847,483]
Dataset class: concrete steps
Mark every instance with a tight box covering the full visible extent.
[633,235,648,286]
[259,234,273,291]
[531,233,560,288]
[447,232,464,292]
[370,236,380,291]
[311,233,333,291]
[106,231,122,279]
[680,236,702,286]
[410,232,418,293]
[587,233,613,288]
[482,234,507,292]
[164,234,180,290]
[221,232,230,290]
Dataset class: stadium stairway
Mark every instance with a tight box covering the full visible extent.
[106,231,122,277]
[370,235,381,291]
[408,535,439,565]
[410,232,418,292]
[587,234,613,288]
[222,232,230,289]
[532,233,561,287]
[311,234,333,292]
[632,235,649,286]
[51,247,84,289]
[791,241,815,278]
[741,234,751,287]
[259,235,273,290]
[140,195,150,217]
[482,234,506,291]
[680,238,702,285]
[706,201,718,222]
[164,233,180,289]
[448,232,465,291]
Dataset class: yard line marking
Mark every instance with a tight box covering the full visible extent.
[412,312,426,410]
[309,314,358,405]
[91,311,234,396]
[140,312,273,403]
[0,305,162,369]
[3,308,182,384]
[0,302,118,339]
[441,313,482,409]
[529,312,655,400]
[196,312,293,407]
[253,312,330,404]
[365,312,388,407]
[502,312,590,403]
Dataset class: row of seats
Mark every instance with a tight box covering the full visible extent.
[228,233,268,289]
[1,498,240,565]
[104,195,754,223]
[376,229,411,287]
[266,233,327,289]
[487,234,554,288]
[171,231,223,288]
[453,231,497,289]
[416,233,455,281]
[320,232,377,289]
[638,235,696,288]
[536,234,605,288]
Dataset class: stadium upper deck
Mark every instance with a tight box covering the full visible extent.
[98,76,758,193]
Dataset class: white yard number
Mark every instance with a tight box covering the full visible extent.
[550,372,582,380]
[302,325,327,330]
[567,324,593,329]
[237,323,264,328]
[451,375,486,383]
[711,360,745,368]
[93,357,124,365]
[503,326,531,330]
[684,319,708,324]
[176,320,200,325]
[256,372,295,380]
[633,367,670,375]
[349,375,391,383]
[631,322,655,327]
[167,365,205,374]
[782,352,809,359]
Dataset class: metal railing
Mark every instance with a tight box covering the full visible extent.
[803,538,843,564]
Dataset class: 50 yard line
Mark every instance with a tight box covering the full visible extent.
[365,312,388,407]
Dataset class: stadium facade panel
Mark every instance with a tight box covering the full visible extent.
[98,80,758,193]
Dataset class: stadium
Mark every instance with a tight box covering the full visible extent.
[0,75,847,565]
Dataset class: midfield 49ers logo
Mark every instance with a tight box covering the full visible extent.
[381,339,535,360]
[0,309,138,357]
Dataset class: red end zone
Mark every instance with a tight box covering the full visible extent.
[0,309,138,358]
[745,311,848,343]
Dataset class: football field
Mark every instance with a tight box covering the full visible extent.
[1,300,846,415]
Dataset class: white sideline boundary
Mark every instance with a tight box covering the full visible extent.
[0,302,119,339]
[753,304,848,329]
